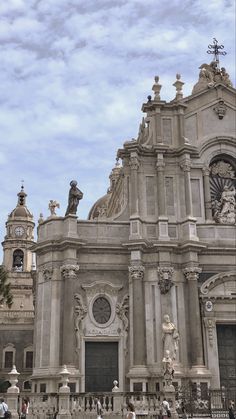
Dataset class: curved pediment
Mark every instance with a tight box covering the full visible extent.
[200,271,236,298]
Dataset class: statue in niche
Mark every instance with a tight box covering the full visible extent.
[162,349,174,386]
[116,295,129,352]
[162,314,179,361]
[65,180,83,216]
[218,186,236,224]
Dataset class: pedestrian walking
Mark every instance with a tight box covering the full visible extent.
[229,400,235,419]
[161,398,171,418]
[126,402,136,419]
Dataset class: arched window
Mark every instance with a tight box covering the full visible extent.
[209,157,236,224]
[12,249,24,271]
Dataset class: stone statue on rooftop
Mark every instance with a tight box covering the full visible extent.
[65,180,83,216]
[48,200,60,216]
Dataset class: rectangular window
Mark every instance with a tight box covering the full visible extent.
[40,383,46,393]
[25,351,33,369]
[4,351,13,369]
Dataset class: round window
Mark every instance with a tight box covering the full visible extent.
[92,297,111,324]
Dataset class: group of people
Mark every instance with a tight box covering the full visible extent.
[0,397,29,419]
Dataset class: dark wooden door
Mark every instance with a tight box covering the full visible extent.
[217,325,236,390]
[85,342,118,392]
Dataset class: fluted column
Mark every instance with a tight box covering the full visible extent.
[129,265,146,366]
[61,264,80,365]
[183,267,204,367]
[129,152,140,216]
[202,167,213,221]
[180,159,193,217]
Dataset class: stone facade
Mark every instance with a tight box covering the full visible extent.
[0,60,236,395]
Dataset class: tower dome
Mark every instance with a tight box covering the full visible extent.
[8,185,33,220]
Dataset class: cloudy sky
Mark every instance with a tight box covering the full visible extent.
[0,0,235,261]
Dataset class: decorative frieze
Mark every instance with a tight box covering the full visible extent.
[128,265,145,280]
[157,267,174,294]
[183,267,202,281]
[60,264,80,280]
[74,294,87,353]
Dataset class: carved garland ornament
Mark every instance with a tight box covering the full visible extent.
[74,293,87,353]
[157,267,174,294]
[204,318,216,347]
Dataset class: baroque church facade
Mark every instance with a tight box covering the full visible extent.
[0,56,235,396]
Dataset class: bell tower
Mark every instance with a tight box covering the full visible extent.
[2,185,35,273]
[0,186,35,390]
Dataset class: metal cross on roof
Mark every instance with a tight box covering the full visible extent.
[207,38,227,66]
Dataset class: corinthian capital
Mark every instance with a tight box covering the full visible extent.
[128,265,145,280]
[157,267,174,294]
[60,264,80,279]
[183,267,202,281]
[180,160,191,172]
[42,266,53,282]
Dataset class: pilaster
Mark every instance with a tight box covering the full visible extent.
[202,166,213,222]
[156,153,169,240]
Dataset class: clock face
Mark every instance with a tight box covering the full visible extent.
[15,226,25,237]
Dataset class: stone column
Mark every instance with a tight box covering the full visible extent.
[61,264,80,365]
[156,154,169,239]
[183,267,204,367]
[128,265,146,366]
[202,167,213,222]
[180,160,193,217]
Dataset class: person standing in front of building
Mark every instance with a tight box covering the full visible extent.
[126,402,136,419]
[161,398,171,418]
[0,398,10,418]
[229,400,235,419]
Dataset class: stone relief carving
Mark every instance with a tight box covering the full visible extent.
[209,160,236,224]
[210,161,235,178]
[162,314,179,361]
[74,293,87,353]
[157,267,174,294]
[60,264,80,280]
[42,267,53,282]
[129,154,140,170]
[204,318,215,347]
[82,281,122,298]
[213,100,227,120]
[128,265,145,280]
[116,294,129,351]
[192,61,233,94]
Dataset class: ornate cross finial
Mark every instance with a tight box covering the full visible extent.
[21,179,24,190]
[207,38,226,66]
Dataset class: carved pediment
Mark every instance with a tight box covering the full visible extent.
[200,271,236,298]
